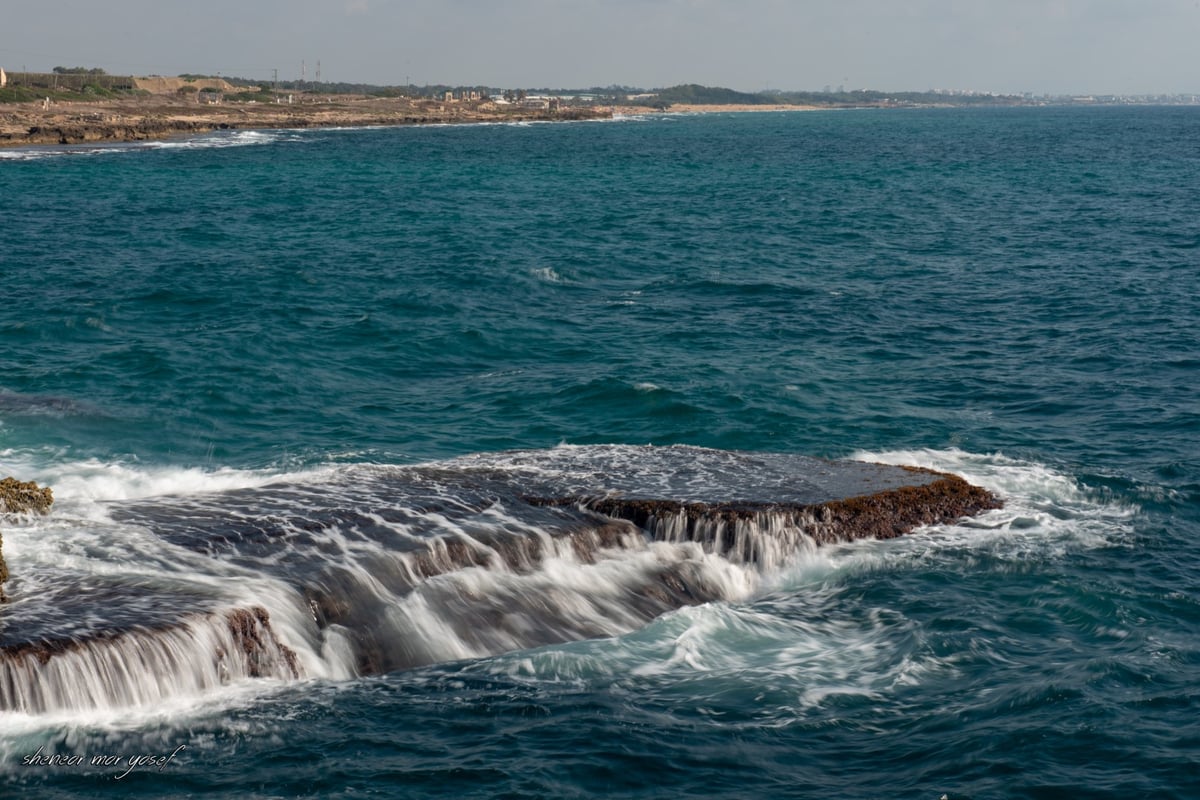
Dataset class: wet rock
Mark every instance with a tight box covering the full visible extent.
[0,606,301,713]
[0,477,53,515]
[0,477,54,600]
[0,451,1004,697]
[526,469,1002,560]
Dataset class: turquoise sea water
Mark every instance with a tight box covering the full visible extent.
[1,107,1198,798]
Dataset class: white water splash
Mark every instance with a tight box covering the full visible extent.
[851,448,1138,552]
[0,446,1131,727]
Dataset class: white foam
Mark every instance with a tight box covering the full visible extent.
[0,149,54,161]
[21,457,336,507]
[0,458,336,575]
[467,447,1141,716]
[0,128,298,163]
[481,587,954,722]
[319,528,758,669]
[0,446,1136,727]
[0,675,289,743]
[530,266,564,283]
[145,129,299,150]
[849,447,1138,552]
[0,145,140,161]
[0,609,302,715]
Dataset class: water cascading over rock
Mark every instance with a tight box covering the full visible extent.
[0,447,1001,714]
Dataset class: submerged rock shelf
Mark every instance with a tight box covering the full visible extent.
[527,466,1000,562]
[0,447,1001,712]
[0,607,300,714]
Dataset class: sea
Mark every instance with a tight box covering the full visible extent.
[0,106,1197,799]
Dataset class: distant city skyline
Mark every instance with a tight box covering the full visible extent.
[2,1,1198,96]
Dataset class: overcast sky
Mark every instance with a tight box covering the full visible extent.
[2,0,1198,95]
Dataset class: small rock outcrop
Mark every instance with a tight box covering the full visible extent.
[0,477,53,515]
[1,477,54,600]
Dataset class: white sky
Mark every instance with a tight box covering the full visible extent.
[2,0,1198,94]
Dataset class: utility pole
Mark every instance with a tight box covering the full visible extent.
[272,68,278,92]
[316,60,321,84]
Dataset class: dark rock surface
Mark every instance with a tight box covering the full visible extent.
[0,449,1003,706]
[527,466,1001,552]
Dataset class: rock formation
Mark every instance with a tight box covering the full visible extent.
[0,606,300,714]
[0,477,54,600]
[0,477,53,515]
[526,467,1001,557]
[0,97,613,148]
[0,450,1005,711]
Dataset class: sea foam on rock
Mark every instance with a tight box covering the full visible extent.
[0,449,1004,711]
[0,476,53,516]
[0,477,55,600]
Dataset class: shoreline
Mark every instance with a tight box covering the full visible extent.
[0,96,614,148]
[0,96,824,148]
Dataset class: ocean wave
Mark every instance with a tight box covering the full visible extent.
[0,128,297,162]
[145,129,302,150]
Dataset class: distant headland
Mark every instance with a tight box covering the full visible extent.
[0,70,612,147]
[3,68,1197,147]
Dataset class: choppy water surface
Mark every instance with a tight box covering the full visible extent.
[1,107,1197,798]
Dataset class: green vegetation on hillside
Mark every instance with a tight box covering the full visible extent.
[636,84,1025,109]
[651,84,775,106]
[0,67,135,101]
[0,85,129,104]
[0,86,43,103]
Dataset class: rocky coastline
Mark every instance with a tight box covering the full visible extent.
[0,95,612,148]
